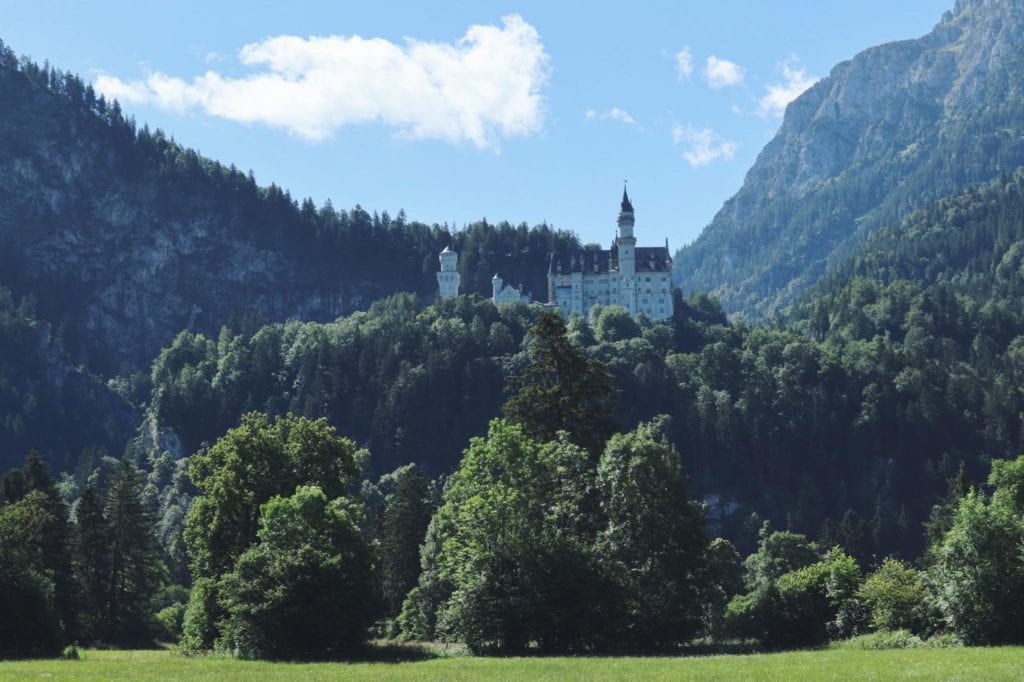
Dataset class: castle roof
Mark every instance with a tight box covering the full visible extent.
[621,186,634,213]
[549,245,672,274]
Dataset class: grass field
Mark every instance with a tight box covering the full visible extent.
[1,646,1023,680]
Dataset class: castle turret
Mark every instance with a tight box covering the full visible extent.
[492,273,502,301]
[437,245,461,299]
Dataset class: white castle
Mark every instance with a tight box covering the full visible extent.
[436,187,673,321]
[436,245,461,299]
[548,187,673,321]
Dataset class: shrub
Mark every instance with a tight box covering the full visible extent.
[858,558,937,635]
[725,547,864,648]
[397,587,433,642]
[155,604,186,642]
[832,630,963,650]
[59,644,81,660]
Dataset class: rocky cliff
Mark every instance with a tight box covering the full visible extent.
[675,0,1024,317]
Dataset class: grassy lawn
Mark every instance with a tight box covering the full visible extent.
[1,646,1022,680]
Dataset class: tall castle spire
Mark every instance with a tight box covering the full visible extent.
[617,183,635,241]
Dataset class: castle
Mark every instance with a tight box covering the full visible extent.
[437,187,674,321]
[548,187,673,321]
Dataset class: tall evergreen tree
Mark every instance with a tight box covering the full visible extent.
[101,459,165,644]
[73,485,110,642]
[378,464,434,617]
[19,452,79,641]
[503,311,617,455]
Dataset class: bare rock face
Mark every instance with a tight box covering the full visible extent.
[675,0,1024,318]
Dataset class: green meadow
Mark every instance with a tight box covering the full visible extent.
[2,647,1023,681]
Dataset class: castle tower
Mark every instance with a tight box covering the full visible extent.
[616,186,637,314]
[437,245,461,299]
[492,273,502,302]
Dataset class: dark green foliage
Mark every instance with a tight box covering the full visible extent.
[18,453,79,642]
[150,294,517,472]
[858,558,936,635]
[181,413,365,652]
[0,490,63,658]
[99,459,166,645]
[503,311,617,456]
[743,528,819,592]
[0,289,135,474]
[418,418,709,654]
[591,305,641,343]
[218,486,375,660]
[929,455,1024,644]
[427,420,611,654]
[0,454,80,647]
[377,464,434,617]
[701,538,745,638]
[179,577,220,652]
[596,417,708,649]
[184,413,361,581]
[73,485,110,641]
[923,463,971,565]
[726,548,863,648]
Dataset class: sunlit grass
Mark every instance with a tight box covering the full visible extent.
[1,645,1023,680]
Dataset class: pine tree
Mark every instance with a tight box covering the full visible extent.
[102,460,165,644]
[20,452,80,642]
[379,464,433,616]
[503,311,617,455]
[74,485,110,642]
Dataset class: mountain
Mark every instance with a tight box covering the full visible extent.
[0,41,575,375]
[674,0,1024,318]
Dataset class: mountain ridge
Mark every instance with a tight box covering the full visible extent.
[675,0,1024,318]
[0,41,575,375]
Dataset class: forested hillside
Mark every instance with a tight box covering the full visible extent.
[0,38,577,374]
[801,168,1024,307]
[145,237,1024,564]
[0,287,135,473]
[675,0,1024,318]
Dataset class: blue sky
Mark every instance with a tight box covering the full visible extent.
[1,1,952,247]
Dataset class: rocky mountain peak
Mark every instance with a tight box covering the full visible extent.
[675,0,1024,318]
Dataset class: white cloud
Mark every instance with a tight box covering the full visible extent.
[672,124,738,167]
[675,48,693,80]
[585,107,636,125]
[704,55,744,89]
[758,57,818,117]
[94,15,550,149]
